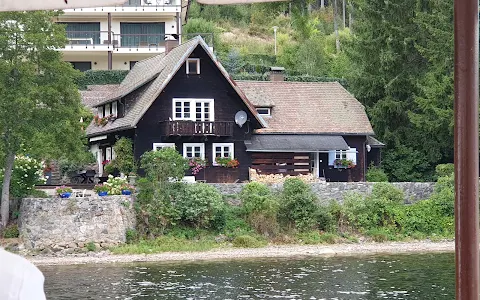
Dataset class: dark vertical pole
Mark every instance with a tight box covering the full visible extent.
[107,12,113,70]
[454,0,479,299]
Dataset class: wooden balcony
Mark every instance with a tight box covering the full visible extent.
[161,121,234,136]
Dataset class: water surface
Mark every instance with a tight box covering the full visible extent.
[41,253,455,299]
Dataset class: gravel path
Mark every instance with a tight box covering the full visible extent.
[28,241,454,266]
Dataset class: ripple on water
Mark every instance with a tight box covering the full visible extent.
[41,253,455,300]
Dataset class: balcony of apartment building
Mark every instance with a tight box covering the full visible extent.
[62,0,181,15]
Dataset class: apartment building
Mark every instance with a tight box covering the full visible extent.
[57,0,183,71]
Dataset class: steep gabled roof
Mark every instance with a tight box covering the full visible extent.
[86,36,266,137]
[236,81,375,135]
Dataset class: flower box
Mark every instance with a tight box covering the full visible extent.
[60,192,71,199]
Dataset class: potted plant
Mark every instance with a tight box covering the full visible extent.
[128,172,137,185]
[215,157,240,168]
[94,184,109,196]
[55,185,73,198]
[121,183,135,195]
[334,159,356,169]
[189,157,208,175]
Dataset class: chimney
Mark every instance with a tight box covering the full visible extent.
[165,35,179,55]
[269,66,285,81]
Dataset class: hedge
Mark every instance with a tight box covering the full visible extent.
[231,73,348,87]
[76,70,129,90]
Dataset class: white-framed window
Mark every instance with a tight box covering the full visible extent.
[97,106,104,118]
[153,143,175,151]
[186,58,200,75]
[183,143,205,159]
[335,150,347,160]
[256,108,271,116]
[112,101,118,117]
[105,103,111,116]
[173,98,214,121]
[328,148,357,166]
[212,143,234,165]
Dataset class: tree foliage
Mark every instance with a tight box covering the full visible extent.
[346,0,454,181]
[0,11,88,227]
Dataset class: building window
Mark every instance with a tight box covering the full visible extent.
[120,22,165,47]
[186,58,200,75]
[335,150,347,160]
[173,98,214,121]
[130,61,138,70]
[212,143,234,165]
[256,108,271,116]
[183,143,205,159]
[153,143,175,151]
[69,61,92,72]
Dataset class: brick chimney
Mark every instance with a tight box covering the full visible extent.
[165,35,179,55]
[269,66,285,81]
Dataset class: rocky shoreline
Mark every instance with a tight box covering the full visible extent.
[25,240,454,266]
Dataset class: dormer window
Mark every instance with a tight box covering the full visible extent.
[186,58,200,75]
[256,108,271,116]
[97,101,119,119]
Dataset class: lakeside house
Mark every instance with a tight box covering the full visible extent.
[81,36,384,182]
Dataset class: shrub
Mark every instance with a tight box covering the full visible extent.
[2,224,19,238]
[86,241,96,251]
[297,231,337,244]
[104,175,129,195]
[125,228,139,244]
[341,183,404,232]
[279,178,319,231]
[0,156,47,198]
[366,228,395,242]
[134,179,185,237]
[316,206,335,232]
[111,138,136,175]
[366,164,389,182]
[140,148,188,184]
[435,163,454,177]
[232,235,266,248]
[240,182,278,216]
[178,183,226,229]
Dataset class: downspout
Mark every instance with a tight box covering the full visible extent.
[107,12,112,70]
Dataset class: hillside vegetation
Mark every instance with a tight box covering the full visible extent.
[183,0,455,182]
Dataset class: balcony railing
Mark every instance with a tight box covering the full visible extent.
[63,0,180,11]
[65,31,112,47]
[112,33,214,49]
[161,121,234,136]
[62,32,215,51]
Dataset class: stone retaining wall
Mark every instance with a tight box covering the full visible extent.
[210,182,436,204]
[19,196,135,251]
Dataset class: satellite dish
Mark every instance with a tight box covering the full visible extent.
[235,111,248,128]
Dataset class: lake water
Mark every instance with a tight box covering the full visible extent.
[40,253,454,299]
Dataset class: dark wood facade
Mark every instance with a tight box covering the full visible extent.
[91,45,378,183]
[132,45,263,182]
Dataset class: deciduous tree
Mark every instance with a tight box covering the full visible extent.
[0,11,87,227]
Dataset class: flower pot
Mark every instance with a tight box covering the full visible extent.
[59,192,71,199]
[98,191,108,197]
[122,190,132,195]
[128,175,136,185]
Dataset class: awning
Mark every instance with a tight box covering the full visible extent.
[367,136,385,148]
[245,135,349,152]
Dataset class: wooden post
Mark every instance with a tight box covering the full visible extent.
[454,0,479,298]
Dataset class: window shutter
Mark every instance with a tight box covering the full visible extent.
[328,151,336,165]
[347,148,357,165]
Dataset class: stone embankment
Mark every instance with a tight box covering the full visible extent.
[211,182,436,204]
[19,196,135,253]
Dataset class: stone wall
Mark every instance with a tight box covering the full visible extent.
[19,196,135,250]
[210,182,436,204]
